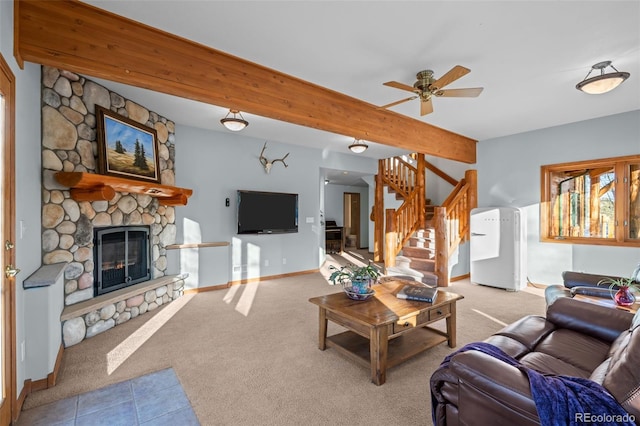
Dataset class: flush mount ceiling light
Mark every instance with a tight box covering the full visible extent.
[576,61,630,94]
[220,109,249,131]
[348,139,368,154]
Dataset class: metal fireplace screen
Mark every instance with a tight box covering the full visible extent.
[94,226,150,296]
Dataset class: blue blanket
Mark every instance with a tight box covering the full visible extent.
[432,342,634,426]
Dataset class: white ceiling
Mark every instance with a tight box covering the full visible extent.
[84,1,640,185]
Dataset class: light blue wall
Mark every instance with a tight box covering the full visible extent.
[324,184,346,226]
[477,110,640,284]
[1,0,47,399]
[169,125,378,289]
[324,183,369,248]
[425,154,469,205]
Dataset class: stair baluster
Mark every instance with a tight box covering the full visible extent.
[376,155,476,287]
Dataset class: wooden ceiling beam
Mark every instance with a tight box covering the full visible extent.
[14,0,476,163]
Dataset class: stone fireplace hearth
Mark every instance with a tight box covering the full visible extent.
[40,66,186,347]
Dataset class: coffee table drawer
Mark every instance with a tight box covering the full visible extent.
[394,311,430,333]
[326,310,369,337]
[429,305,450,321]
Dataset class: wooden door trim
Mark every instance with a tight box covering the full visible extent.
[14,0,476,163]
[0,51,16,425]
[344,192,361,250]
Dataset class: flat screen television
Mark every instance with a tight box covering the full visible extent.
[237,190,298,234]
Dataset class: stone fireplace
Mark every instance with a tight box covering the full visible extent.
[40,66,186,347]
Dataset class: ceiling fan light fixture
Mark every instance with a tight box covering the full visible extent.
[220,109,249,131]
[381,65,482,116]
[348,139,368,154]
[576,61,630,95]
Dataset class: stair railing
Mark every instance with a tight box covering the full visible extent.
[434,169,477,286]
[380,157,416,198]
[384,190,420,267]
[375,155,476,285]
[378,156,424,267]
[375,156,418,263]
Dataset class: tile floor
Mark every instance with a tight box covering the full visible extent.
[17,368,200,426]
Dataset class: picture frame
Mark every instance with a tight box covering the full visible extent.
[95,106,161,184]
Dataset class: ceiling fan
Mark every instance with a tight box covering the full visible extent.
[380,65,483,116]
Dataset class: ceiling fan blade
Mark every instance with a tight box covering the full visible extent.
[378,96,418,109]
[420,98,433,116]
[434,87,484,97]
[383,81,418,93]
[430,65,470,90]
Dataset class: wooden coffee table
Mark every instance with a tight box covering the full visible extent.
[308,279,464,385]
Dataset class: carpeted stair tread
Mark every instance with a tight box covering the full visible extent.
[402,246,435,259]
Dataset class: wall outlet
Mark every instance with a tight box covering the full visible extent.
[264,259,269,267]
[21,341,25,362]
[306,217,314,224]
[282,258,287,265]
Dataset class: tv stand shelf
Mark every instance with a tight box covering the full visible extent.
[55,172,193,206]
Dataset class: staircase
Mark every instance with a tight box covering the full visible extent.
[390,228,438,285]
[374,155,476,287]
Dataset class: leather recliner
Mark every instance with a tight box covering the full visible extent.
[430,297,640,425]
[544,263,640,306]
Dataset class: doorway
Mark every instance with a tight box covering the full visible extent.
[343,193,360,249]
[0,53,16,424]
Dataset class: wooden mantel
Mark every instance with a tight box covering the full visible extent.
[55,172,193,206]
[14,0,477,163]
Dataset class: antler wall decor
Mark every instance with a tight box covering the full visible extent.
[259,142,289,174]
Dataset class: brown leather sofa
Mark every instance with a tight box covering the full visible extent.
[545,264,640,306]
[430,297,640,425]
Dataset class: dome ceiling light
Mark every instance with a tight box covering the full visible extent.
[576,61,630,95]
[348,139,368,154]
[220,109,249,131]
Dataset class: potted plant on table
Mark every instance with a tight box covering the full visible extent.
[598,276,640,307]
[328,263,383,300]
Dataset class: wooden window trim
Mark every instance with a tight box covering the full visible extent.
[540,154,640,247]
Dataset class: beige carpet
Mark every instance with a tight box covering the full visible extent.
[22,259,546,425]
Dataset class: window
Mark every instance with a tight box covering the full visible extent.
[541,155,640,246]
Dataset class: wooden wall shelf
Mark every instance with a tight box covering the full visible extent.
[166,242,230,250]
[55,172,193,206]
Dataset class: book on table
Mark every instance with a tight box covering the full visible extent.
[396,285,438,302]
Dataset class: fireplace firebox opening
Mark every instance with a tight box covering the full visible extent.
[94,226,151,296]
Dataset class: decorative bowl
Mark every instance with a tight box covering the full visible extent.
[343,286,375,301]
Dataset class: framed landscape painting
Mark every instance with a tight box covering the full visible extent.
[96,106,161,184]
